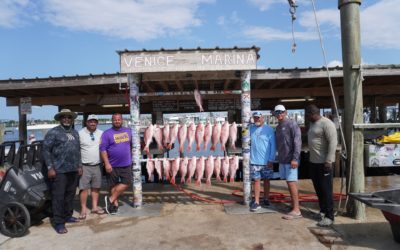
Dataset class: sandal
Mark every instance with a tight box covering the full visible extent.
[79,213,87,220]
[55,224,68,234]
[91,208,105,215]
[282,211,303,220]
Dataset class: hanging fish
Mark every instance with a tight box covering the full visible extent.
[194,89,204,112]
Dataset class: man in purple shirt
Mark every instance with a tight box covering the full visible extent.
[100,113,133,215]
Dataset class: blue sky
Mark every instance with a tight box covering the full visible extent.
[1,0,399,120]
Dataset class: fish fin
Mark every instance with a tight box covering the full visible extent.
[223,177,228,183]
[206,179,211,186]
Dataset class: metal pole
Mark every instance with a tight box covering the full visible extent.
[338,0,365,220]
[128,73,143,208]
[241,70,252,205]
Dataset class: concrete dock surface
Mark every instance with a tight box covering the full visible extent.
[1,176,400,250]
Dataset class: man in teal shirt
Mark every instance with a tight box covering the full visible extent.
[249,111,276,211]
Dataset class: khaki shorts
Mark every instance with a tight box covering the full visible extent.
[79,165,102,190]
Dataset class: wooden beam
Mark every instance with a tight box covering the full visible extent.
[175,80,184,91]
[0,74,126,90]
[223,79,230,90]
[159,81,169,91]
[143,81,155,92]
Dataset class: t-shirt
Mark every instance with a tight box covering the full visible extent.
[43,125,81,173]
[276,119,302,164]
[250,124,276,165]
[100,127,132,167]
[79,127,103,165]
[308,116,338,164]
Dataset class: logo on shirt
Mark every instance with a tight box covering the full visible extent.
[114,132,129,143]
[66,134,75,141]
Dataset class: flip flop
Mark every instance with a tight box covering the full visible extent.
[91,208,105,215]
[79,213,87,220]
[282,211,302,220]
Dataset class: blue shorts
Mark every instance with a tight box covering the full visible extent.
[279,163,298,181]
[250,164,274,180]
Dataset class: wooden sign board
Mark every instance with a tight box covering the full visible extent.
[120,49,258,73]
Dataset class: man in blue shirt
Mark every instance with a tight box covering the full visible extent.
[249,111,276,211]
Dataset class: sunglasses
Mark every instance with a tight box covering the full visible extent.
[90,132,95,141]
[274,111,285,116]
[61,116,73,119]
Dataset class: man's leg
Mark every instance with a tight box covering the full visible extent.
[64,172,78,219]
[51,173,67,226]
[91,188,100,211]
[287,181,300,214]
[321,167,334,221]
[254,179,261,204]
[310,163,324,213]
[79,189,88,216]
[110,183,129,206]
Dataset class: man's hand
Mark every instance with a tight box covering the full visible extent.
[267,161,274,169]
[48,168,56,179]
[77,167,83,176]
[105,163,113,174]
[290,160,299,169]
[324,162,333,172]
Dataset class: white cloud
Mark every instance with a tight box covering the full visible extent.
[40,0,214,41]
[327,60,342,67]
[244,26,317,41]
[0,0,31,28]
[298,9,339,30]
[247,0,286,11]
[299,0,400,49]
[361,0,400,49]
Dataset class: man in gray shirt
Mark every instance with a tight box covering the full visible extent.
[274,104,302,220]
[306,104,338,227]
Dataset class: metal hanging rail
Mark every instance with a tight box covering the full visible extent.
[138,90,242,97]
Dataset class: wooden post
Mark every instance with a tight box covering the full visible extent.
[0,123,4,144]
[128,73,143,208]
[241,70,252,205]
[18,105,27,145]
[339,0,365,220]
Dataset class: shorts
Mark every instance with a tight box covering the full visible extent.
[279,163,298,182]
[79,165,102,190]
[250,164,274,180]
[106,166,132,187]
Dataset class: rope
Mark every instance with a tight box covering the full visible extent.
[310,0,349,215]
[170,181,346,205]
[288,0,298,53]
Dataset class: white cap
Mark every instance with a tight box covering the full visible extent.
[87,114,98,121]
[274,105,286,112]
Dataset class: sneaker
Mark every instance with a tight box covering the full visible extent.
[314,212,325,221]
[250,202,261,212]
[317,217,333,227]
[109,205,118,215]
[261,199,270,207]
[104,196,113,214]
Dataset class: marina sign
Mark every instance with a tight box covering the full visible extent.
[120,48,258,73]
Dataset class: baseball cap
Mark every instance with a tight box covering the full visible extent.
[87,114,98,121]
[274,105,286,112]
[252,111,262,117]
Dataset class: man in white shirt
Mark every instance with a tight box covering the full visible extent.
[78,114,104,219]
